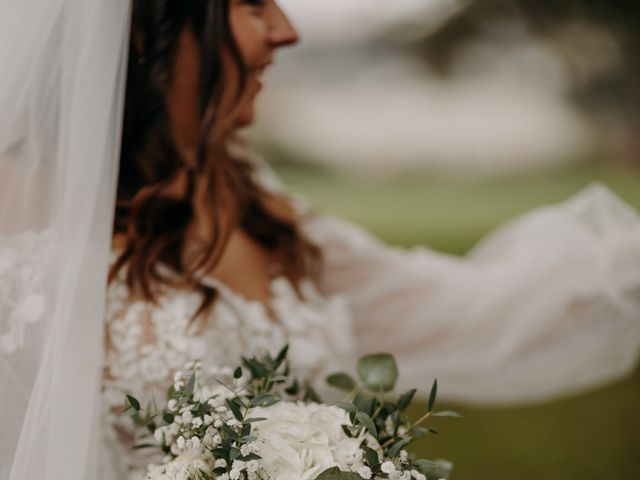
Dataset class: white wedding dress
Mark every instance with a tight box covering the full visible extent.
[99,164,640,479]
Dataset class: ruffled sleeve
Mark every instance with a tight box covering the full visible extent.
[300,182,640,405]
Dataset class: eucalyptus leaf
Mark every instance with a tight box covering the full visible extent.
[240,452,261,461]
[284,379,300,396]
[326,372,357,392]
[185,373,196,396]
[357,353,398,392]
[427,379,437,412]
[275,344,289,365]
[334,401,358,413]
[242,357,269,378]
[432,410,463,418]
[397,388,417,411]
[414,459,453,480]
[227,399,244,421]
[229,447,241,461]
[126,395,141,412]
[163,413,174,424]
[304,385,322,403]
[362,445,380,468]
[388,437,411,458]
[355,412,377,437]
[132,443,156,450]
[314,466,362,480]
[244,417,267,423]
[410,426,430,437]
[341,424,354,438]
[353,393,370,412]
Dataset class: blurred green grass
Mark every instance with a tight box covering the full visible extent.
[273,159,640,480]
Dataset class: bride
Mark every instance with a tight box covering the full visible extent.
[1,0,640,479]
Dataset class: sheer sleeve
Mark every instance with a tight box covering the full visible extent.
[300,182,640,405]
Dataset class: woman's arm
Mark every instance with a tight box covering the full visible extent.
[301,183,640,405]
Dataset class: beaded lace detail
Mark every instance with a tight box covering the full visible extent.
[100,263,357,478]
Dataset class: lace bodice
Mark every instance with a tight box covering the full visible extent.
[101,265,357,479]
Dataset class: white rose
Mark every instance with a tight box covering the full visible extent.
[250,401,377,480]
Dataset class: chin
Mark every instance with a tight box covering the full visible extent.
[233,107,255,129]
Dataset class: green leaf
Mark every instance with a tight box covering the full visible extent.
[432,410,463,418]
[414,459,453,480]
[163,413,174,424]
[220,425,241,441]
[244,417,267,423]
[226,399,244,421]
[233,366,243,379]
[250,394,280,408]
[397,388,417,411]
[185,373,197,396]
[229,447,241,461]
[314,466,362,480]
[341,424,355,438]
[326,372,357,392]
[353,392,370,412]
[285,379,300,396]
[410,425,430,437]
[240,452,262,461]
[427,379,438,412]
[126,395,141,411]
[362,445,380,468]
[304,385,322,403]
[275,344,289,364]
[132,443,156,450]
[357,353,398,392]
[242,357,269,378]
[388,437,411,458]
[355,412,378,437]
[334,401,358,413]
[212,447,230,457]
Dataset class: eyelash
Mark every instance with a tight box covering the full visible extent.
[243,0,266,6]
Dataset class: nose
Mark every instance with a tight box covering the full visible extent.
[268,3,299,48]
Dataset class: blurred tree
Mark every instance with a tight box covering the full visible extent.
[411,0,640,164]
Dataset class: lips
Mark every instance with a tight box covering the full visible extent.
[247,61,272,77]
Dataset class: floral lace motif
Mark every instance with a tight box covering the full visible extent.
[0,231,49,354]
[101,265,357,479]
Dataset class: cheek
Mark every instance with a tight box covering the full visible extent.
[229,9,267,65]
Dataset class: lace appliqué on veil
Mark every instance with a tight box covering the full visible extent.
[0,231,49,354]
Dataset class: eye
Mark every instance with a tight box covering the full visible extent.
[242,0,266,6]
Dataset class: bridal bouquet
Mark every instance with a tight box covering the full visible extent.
[126,346,458,480]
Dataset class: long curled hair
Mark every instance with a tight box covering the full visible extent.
[111,0,320,318]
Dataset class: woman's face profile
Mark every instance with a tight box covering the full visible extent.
[166,0,298,159]
[229,0,299,126]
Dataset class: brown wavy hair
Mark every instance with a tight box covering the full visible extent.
[110,0,320,318]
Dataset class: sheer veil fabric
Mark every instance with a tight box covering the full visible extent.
[0,0,130,478]
[1,0,640,479]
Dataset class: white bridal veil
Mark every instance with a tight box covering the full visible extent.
[0,0,130,478]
